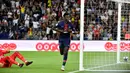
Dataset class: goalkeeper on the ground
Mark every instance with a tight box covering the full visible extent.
[0,48,33,68]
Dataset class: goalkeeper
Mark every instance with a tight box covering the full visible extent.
[50,13,76,71]
[0,48,33,68]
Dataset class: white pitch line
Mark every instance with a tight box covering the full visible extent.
[86,63,119,70]
[68,70,83,73]
[68,62,130,73]
[68,69,130,73]
[68,63,118,73]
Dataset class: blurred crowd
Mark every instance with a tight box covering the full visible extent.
[0,0,129,40]
[85,0,130,40]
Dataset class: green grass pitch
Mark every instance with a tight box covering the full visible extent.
[0,51,130,73]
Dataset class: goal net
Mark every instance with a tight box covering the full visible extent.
[80,0,130,71]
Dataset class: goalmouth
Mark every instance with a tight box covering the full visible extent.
[70,0,130,73]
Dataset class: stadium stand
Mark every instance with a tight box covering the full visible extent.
[0,0,129,40]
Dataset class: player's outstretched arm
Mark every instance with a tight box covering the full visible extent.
[51,28,64,33]
[1,48,10,54]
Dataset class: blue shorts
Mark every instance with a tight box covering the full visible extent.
[59,38,70,48]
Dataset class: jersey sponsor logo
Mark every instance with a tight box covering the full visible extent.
[63,24,68,33]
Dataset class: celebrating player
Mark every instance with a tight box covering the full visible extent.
[51,13,76,71]
[0,48,33,68]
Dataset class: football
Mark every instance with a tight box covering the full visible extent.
[123,56,128,62]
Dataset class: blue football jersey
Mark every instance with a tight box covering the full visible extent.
[56,21,75,39]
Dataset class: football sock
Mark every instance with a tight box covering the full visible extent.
[62,60,67,66]
[62,53,68,66]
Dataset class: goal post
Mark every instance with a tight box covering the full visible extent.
[79,0,85,71]
[117,2,122,63]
